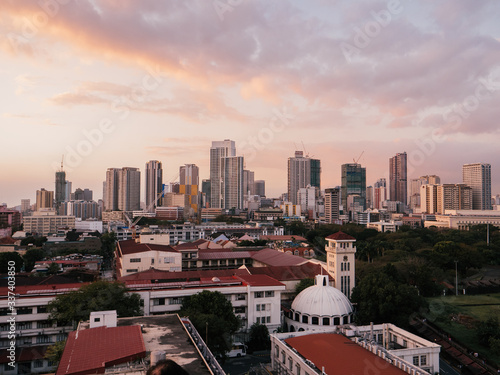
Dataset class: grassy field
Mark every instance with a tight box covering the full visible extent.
[425,293,500,366]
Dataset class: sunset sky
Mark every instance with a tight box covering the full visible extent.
[1,0,500,207]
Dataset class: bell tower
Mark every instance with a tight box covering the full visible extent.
[325,231,356,299]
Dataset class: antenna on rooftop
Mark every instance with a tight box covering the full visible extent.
[60,155,64,172]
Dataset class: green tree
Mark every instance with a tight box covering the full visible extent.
[23,248,46,272]
[65,229,80,242]
[44,340,66,364]
[351,266,426,328]
[477,316,500,346]
[247,323,270,352]
[47,262,61,275]
[0,252,24,272]
[180,290,240,356]
[48,281,142,326]
[100,232,116,270]
[20,236,47,247]
[295,278,314,295]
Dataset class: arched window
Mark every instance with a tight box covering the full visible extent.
[333,317,340,325]
[322,317,330,326]
[311,317,319,325]
[302,315,309,324]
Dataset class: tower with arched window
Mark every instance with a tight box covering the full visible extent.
[325,232,356,299]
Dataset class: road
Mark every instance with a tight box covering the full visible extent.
[222,350,271,375]
[440,358,461,375]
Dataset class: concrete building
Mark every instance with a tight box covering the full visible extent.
[104,167,141,212]
[210,139,236,208]
[287,151,321,205]
[298,185,316,217]
[179,163,199,217]
[409,175,440,210]
[341,163,366,213]
[324,187,340,224]
[243,169,255,196]
[463,163,492,210]
[436,184,473,213]
[145,160,163,212]
[23,210,75,236]
[55,166,66,212]
[419,184,439,214]
[424,210,500,230]
[36,188,54,211]
[63,200,101,220]
[254,180,266,197]
[325,232,356,298]
[389,152,407,205]
[222,156,244,210]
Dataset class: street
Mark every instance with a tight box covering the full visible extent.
[222,350,271,375]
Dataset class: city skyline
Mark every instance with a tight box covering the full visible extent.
[2,1,500,207]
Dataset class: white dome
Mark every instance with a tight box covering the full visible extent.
[292,275,353,317]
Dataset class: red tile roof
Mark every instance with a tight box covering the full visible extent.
[235,274,285,287]
[245,264,331,282]
[261,235,307,241]
[56,325,146,375]
[197,250,254,260]
[251,248,307,267]
[325,231,356,241]
[0,237,16,244]
[118,240,178,255]
[119,268,250,283]
[285,333,407,375]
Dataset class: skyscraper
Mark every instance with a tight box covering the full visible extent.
[254,180,266,198]
[104,167,141,211]
[145,160,163,212]
[341,163,366,211]
[243,170,255,196]
[437,184,473,213]
[222,156,244,209]
[463,163,492,210]
[389,152,407,204]
[210,140,236,208]
[55,166,66,210]
[324,187,340,223]
[180,164,200,216]
[287,151,321,205]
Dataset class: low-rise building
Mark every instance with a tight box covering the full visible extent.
[23,211,75,236]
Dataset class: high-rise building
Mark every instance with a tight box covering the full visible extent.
[463,163,492,210]
[210,140,236,208]
[222,156,244,210]
[36,188,54,211]
[420,184,438,214]
[201,179,211,208]
[64,181,72,202]
[179,164,200,216]
[104,167,141,211]
[389,152,407,204]
[437,184,473,213]
[287,151,321,205]
[72,188,93,201]
[298,185,316,216]
[366,186,373,209]
[324,187,341,224]
[55,166,66,210]
[254,180,265,198]
[409,175,440,210]
[145,160,163,212]
[243,170,255,196]
[341,163,366,211]
[21,199,31,214]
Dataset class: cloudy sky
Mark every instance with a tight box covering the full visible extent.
[1,0,500,207]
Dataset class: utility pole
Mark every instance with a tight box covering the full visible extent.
[455,260,458,296]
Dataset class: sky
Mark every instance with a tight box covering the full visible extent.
[1,0,500,207]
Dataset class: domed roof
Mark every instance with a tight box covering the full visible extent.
[292,275,353,317]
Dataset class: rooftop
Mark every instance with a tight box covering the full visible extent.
[325,231,356,241]
[285,333,407,375]
[251,248,307,267]
[56,325,146,375]
[118,239,178,255]
[261,235,307,241]
[244,263,330,282]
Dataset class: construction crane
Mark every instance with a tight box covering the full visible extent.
[353,151,364,164]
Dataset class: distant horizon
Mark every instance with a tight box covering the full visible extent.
[2,2,500,207]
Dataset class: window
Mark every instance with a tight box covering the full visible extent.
[0,308,8,316]
[403,339,407,348]
[57,334,67,342]
[311,317,319,325]
[254,292,264,298]
[234,307,245,314]
[296,364,301,375]
[322,317,330,326]
[420,355,427,366]
[130,258,141,263]
[261,304,267,311]
[294,313,300,322]
[164,257,176,264]
[37,306,47,314]
[288,357,293,371]
[413,356,419,366]
[236,294,246,301]
[37,335,51,344]
[151,258,154,265]
[126,269,138,273]
[302,315,309,324]
[38,321,52,328]
[281,351,285,364]
[256,304,261,312]
[275,345,279,357]
[153,298,166,306]
[265,291,274,297]
[18,322,32,330]
[266,316,271,323]
[341,263,343,271]
[256,317,260,324]
[17,307,33,315]
[170,297,182,305]
[4,364,15,371]
[33,360,44,368]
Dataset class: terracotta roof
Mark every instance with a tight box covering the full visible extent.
[0,345,46,364]
[261,235,307,241]
[325,231,356,241]
[56,325,146,375]
[285,333,407,375]
[251,248,307,267]
[235,274,285,287]
[119,268,250,283]
[197,251,254,260]
[0,237,16,244]
[245,264,331,282]
[118,240,178,255]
